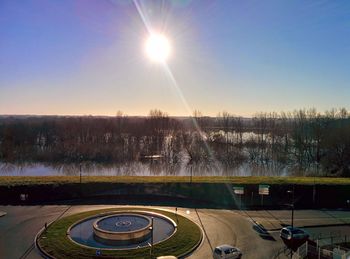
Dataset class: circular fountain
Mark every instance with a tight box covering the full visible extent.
[92,213,152,244]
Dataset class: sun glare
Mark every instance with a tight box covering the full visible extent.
[145,33,171,63]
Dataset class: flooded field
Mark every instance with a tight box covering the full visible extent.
[0,160,321,177]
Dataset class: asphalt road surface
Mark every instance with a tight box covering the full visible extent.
[1,205,350,259]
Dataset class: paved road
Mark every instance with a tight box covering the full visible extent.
[186,208,283,259]
[0,205,70,259]
[1,205,350,259]
[244,209,350,230]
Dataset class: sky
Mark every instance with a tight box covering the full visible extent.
[1,0,350,117]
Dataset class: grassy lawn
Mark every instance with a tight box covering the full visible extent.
[38,208,202,259]
[1,175,350,186]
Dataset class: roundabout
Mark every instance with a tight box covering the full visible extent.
[37,207,202,258]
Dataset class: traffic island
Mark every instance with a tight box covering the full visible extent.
[36,207,202,259]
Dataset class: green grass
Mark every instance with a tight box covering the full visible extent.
[1,175,350,186]
[38,208,202,259]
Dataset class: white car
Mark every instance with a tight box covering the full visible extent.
[213,245,242,259]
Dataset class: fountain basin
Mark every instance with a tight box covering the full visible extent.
[93,213,152,244]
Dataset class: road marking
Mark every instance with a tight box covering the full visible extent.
[195,209,214,252]
[246,217,350,222]
[19,244,35,259]
[19,205,72,259]
[203,211,238,245]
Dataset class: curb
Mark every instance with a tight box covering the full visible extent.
[177,215,204,259]
[35,222,56,259]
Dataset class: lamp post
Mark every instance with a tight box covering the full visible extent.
[79,155,83,198]
[287,185,295,259]
[190,165,193,183]
[313,162,319,206]
[79,155,83,184]
[79,162,82,184]
[287,185,295,228]
[290,203,294,228]
[149,217,154,257]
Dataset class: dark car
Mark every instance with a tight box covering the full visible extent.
[280,226,309,241]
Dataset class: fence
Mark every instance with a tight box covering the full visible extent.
[273,246,292,259]
[312,232,350,249]
[295,241,350,259]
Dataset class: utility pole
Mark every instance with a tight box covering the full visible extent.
[287,185,295,259]
[79,155,83,198]
[79,155,83,184]
[313,164,318,206]
[292,184,295,228]
[79,162,82,184]
[190,165,193,183]
[150,217,154,258]
[287,185,295,227]
[291,203,294,228]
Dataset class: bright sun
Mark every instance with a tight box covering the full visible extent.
[145,33,171,63]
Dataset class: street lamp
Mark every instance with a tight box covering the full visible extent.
[79,162,82,184]
[149,217,154,257]
[287,185,295,228]
[287,186,295,259]
[79,155,83,198]
[190,165,193,183]
[79,155,83,184]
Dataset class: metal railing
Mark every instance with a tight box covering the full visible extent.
[295,240,350,259]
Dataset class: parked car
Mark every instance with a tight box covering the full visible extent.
[280,226,309,241]
[213,245,242,259]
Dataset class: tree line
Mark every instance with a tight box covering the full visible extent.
[0,108,349,176]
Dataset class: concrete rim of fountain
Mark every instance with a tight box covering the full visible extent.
[92,213,152,244]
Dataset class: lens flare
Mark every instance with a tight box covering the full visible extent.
[145,33,171,62]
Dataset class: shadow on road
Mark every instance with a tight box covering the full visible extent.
[252,224,276,241]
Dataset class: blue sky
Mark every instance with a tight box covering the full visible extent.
[1,0,349,116]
